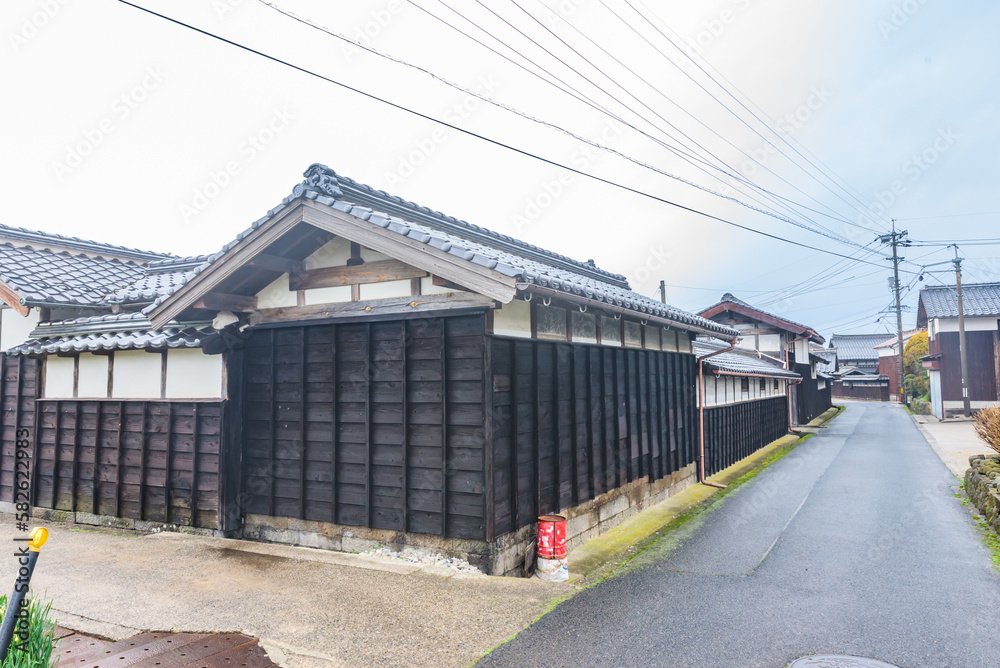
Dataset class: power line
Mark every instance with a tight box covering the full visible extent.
[255,0,865,250]
[896,211,1000,221]
[116,0,900,270]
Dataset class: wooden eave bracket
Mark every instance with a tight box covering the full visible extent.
[0,280,30,317]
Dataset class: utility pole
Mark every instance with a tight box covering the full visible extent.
[879,223,908,406]
[953,246,972,417]
[659,279,666,304]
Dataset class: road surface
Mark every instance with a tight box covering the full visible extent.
[480,403,1000,668]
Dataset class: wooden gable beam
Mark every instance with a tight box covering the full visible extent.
[699,301,819,341]
[299,200,517,304]
[289,259,427,291]
[149,205,305,329]
[192,292,258,312]
[0,281,29,317]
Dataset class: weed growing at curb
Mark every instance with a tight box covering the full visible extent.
[0,595,59,668]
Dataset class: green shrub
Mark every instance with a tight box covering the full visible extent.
[0,595,59,668]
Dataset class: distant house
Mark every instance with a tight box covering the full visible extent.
[831,366,890,402]
[697,293,831,425]
[873,329,921,400]
[917,283,1000,418]
[828,334,886,374]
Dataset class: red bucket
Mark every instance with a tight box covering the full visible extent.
[537,515,567,560]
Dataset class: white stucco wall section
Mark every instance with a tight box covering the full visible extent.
[112,350,162,399]
[935,317,998,333]
[0,309,40,352]
[77,354,109,398]
[44,356,75,398]
[493,299,531,338]
[165,349,223,399]
[256,273,297,309]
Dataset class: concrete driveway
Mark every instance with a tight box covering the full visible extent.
[5,523,568,668]
[914,414,994,477]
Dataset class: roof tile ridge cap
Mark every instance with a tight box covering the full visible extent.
[332,169,629,283]
[0,222,173,258]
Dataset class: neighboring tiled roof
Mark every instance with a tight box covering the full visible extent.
[694,340,801,379]
[0,223,170,262]
[7,311,213,356]
[105,268,193,304]
[145,164,738,338]
[812,349,837,375]
[698,292,824,343]
[0,243,150,307]
[919,283,1000,320]
[872,329,922,350]
[828,334,889,361]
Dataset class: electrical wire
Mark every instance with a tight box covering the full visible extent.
[115,0,899,270]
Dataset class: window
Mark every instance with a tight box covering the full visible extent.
[774,379,780,391]
[571,312,597,344]
[624,321,642,348]
[740,377,750,396]
[536,305,567,341]
[600,316,621,345]
[759,378,766,392]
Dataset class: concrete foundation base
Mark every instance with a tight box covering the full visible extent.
[17,463,697,577]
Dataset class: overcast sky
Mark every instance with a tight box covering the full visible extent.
[3,0,998,339]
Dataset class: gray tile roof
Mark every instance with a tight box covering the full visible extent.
[0,223,171,262]
[700,292,822,341]
[829,334,891,362]
[7,311,212,356]
[145,164,738,338]
[694,340,801,379]
[0,243,150,307]
[919,283,1000,320]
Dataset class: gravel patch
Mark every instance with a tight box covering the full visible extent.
[366,546,484,575]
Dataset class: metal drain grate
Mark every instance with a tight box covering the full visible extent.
[789,656,901,668]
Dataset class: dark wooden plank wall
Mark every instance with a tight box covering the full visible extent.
[0,355,40,504]
[934,331,998,402]
[490,339,697,536]
[832,380,890,401]
[794,366,830,424]
[33,400,222,528]
[241,314,487,540]
[703,395,788,477]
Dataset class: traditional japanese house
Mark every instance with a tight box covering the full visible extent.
[831,367,890,402]
[917,283,1000,418]
[873,329,920,400]
[694,339,800,476]
[828,333,886,375]
[0,163,746,575]
[696,293,831,425]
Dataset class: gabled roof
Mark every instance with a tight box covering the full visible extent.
[828,333,888,361]
[145,164,738,339]
[694,339,801,379]
[0,243,150,313]
[872,329,922,350]
[917,283,1000,325]
[697,293,824,344]
[0,223,169,262]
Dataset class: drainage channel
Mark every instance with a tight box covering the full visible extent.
[789,656,901,667]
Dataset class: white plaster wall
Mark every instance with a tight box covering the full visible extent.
[677,332,692,354]
[256,273,297,309]
[662,330,678,352]
[305,237,351,269]
[304,286,352,305]
[166,349,223,399]
[936,317,997,333]
[644,325,660,350]
[759,334,782,352]
[77,354,109,398]
[421,277,461,295]
[493,299,531,338]
[735,336,755,350]
[112,350,162,399]
[703,376,716,406]
[0,309,40,352]
[794,338,810,361]
[929,369,942,418]
[361,279,413,301]
[43,356,75,398]
[601,317,622,346]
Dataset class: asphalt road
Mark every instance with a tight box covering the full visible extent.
[479,403,1000,668]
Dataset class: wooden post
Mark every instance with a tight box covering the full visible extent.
[299,327,307,521]
[533,343,542,517]
[401,321,409,534]
[440,321,448,536]
[584,348,595,501]
[551,344,560,513]
[568,345,579,506]
[510,341,520,530]
[164,403,173,523]
[331,325,338,525]
[268,329,277,517]
[482,323,493,542]
[139,402,148,520]
[365,322,373,529]
[70,402,80,512]
[52,400,61,509]
[191,403,199,527]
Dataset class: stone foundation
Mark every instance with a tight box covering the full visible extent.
[17,462,697,577]
[965,454,1000,535]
